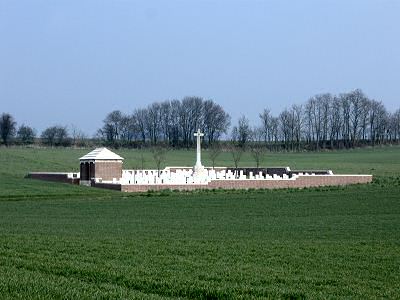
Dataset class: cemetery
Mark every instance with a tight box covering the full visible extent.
[3,1,398,297]
[29,129,372,192]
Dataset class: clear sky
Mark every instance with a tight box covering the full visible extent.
[1,0,399,135]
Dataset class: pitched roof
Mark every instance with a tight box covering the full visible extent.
[79,148,124,161]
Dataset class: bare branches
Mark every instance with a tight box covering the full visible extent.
[151,146,169,176]
[229,144,243,170]
[250,146,265,168]
[231,115,252,148]
[208,143,222,168]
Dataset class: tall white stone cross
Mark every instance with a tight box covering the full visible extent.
[194,128,204,171]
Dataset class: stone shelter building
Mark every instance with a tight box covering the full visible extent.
[79,147,123,185]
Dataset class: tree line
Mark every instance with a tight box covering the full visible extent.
[253,89,400,151]
[1,89,399,151]
[98,90,400,150]
[0,114,87,147]
[97,96,230,148]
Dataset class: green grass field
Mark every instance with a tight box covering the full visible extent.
[0,146,399,299]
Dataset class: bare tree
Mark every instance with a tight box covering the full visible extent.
[133,108,148,144]
[119,115,137,142]
[305,98,316,148]
[232,115,252,148]
[369,100,381,146]
[178,99,191,147]
[349,89,365,146]
[320,94,331,149]
[146,102,162,145]
[305,94,330,150]
[169,100,181,147]
[229,144,243,171]
[291,104,303,151]
[392,109,400,143]
[329,97,342,149]
[178,96,204,148]
[340,93,351,148]
[279,108,292,150]
[160,101,172,143]
[0,113,16,146]
[259,108,272,143]
[100,123,115,143]
[250,146,265,168]
[252,126,264,143]
[151,146,168,176]
[101,110,123,143]
[70,124,87,147]
[270,117,279,151]
[208,143,222,168]
[203,99,230,145]
[360,97,370,142]
[374,103,389,144]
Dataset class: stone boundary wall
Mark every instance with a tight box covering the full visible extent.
[91,181,122,191]
[28,173,80,185]
[27,173,372,192]
[121,175,372,192]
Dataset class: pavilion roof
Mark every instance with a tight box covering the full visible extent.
[79,147,124,161]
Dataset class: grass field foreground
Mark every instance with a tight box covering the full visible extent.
[0,146,399,299]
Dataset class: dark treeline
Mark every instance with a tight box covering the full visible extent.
[1,89,399,151]
[97,96,231,148]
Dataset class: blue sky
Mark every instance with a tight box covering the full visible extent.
[1,0,399,135]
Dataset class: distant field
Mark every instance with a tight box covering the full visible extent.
[0,146,399,298]
[2,145,400,176]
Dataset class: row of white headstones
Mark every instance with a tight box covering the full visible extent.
[111,169,310,185]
